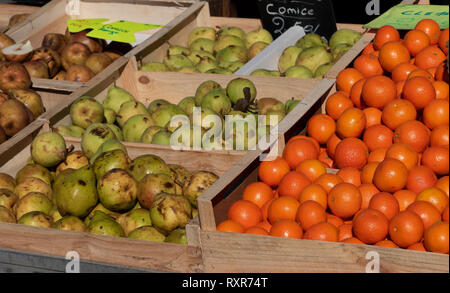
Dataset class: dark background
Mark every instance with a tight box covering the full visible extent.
[2,0,449,24]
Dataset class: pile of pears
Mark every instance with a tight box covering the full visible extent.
[0,131,219,244]
[57,78,300,150]
[250,29,362,79]
[139,26,274,74]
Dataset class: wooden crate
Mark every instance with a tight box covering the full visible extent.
[0,121,247,272]
[4,0,204,94]
[0,4,39,32]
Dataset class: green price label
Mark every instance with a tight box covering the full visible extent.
[365,4,449,29]
[67,19,164,43]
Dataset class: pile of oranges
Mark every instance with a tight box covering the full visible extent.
[216,19,449,255]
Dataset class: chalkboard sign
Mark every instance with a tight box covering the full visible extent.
[257,0,338,40]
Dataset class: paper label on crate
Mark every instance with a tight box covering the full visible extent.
[67,19,164,43]
[364,4,449,29]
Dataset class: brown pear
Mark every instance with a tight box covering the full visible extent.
[61,42,91,70]
[0,92,8,105]
[8,89,45,119]
[42,33,67,54]
[30,47,62,77]
[103,51,121,61]
[8,13,29,28]
[70,30,103,53]
[65,65,94,82]
[53,70,66,80]
[0,33,15,50]
[0,99,30,137]
[85,53,113,75]
[23,60,50,79]
[0,61,31,93]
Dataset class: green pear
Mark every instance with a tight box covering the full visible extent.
[138,173,177,209]
[92,149,130,181]
[331,43,352,61]
[163,54,194,71]
[256,97,285,115]
[116,101,148,127]
[167,44,190,56]
[70,96,104,129]
[0,173,16,192]
[187,50,216,65]
[18,211,53,228]
[81,123,117,159]
[188,27,217,46]
[165,228,188,245]
[248,41,269,59]
[214,35,246,54]
[296,33,328,50]
[68,125,85,138]
[149,193,192,233]
[16,164,52,186]
[122,114,155,142]
[285,99,300,114]
[278,46,303,73]
[141,126,165,143]
[49,205,62,222]
[329,29,362,50]
[285,65,314,78]
[97,169,138,213]
[206,68,233,75]
[194,80,222,106]
[53,125,73,137]
[151,130,172,145]
[13,192,52,219]
[195,57,218,73]
[103,86,135,113]
[216,45,248,67]
[168,164,191,187]
[140,62,169,72]
[14,177,52,199]
[128,226,165,242]
[105,123,123,141]
[224,61,246,73]
[150,104,186,127]
[183,171,219,207]
[56,151,89,175]
[265,110,286,127]
[177,96,196,116]
[31,132,66,168]
[224,117,258,151]
[251,69,275,77]
[129,154,173,182]
[0,206,16,223]
[177,67,200,73]
[87,211,125,237]
[226,78,257,106]
[296,46,333,73]
[148,99,171,114]
[201,88,232,116]
[89,139,127,164]
[314,62,334,78]
[217,26,246,40]
[53,216,86,232]
[0,188,18,210]
[84,203,120,226]
[54,165,98,217]
[117,208,151,236]
[245,28,273,48]
[104,108,116,124]
[189,38,215,54]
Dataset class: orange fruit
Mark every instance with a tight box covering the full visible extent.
[433,80,449,100]
[427,66,438,77]
[391,62,418,82]
[422,146,449,176]
[402,76,436,110]
[334,137,368,170]
[363,124,394,152]
[416,187,449,214]
[403,29,431,56]
[361,162,379,184]
[242,182,273,209]
[385,143,419,170]
[381,99,417,131]
[438,28,449,55]
[423,99,449,129]
[362,42,375,55]
[326,213,344,229]
[295,159,327,182]
[283,139,319,170]
[389,211,424,248]
[337,167,362,186]
[353,54,384,78]
[368,148,387,163]
[258,157,290,187]
[255,220,272,232]
[278,171,311,199]
[407,165,438,194]
[407,68,435,81]
[363,107,382,129]
[407,242,427,251]
[336,108,366,138]
[267,196,300,224]
[395,80,405,98]
[353,208,389,244]
[318,150,334,168]
[394,190,417,211]
[296,200,327,231]
[343,237,365,244]
[261,198,274,221]
[245,226,269,235]
[435,61,447,82]
[307,114,336,144]
[375,240,399,248]
[361,75,397,109]
[314,173,344,194]
[326,133,342,159]
[349,78,367,109]
[415,46,447,70]
[298,183,328,210]
[435,176,449,197]
[415,19,441,45]
[359,183,381,210]
[338,223,353,242]
[424,221,449,254]
[269,219,303,239]
[442,205,449,222]
[216,220,245,233]
[328,182,362,219]
[336,68,364,93]
[374,25,400,50]
[407,201,442,231]
[394,120,431,153]
[227,200,263,229]
[369,192,400,221]
[373,158,408,193]
[304,222,339,242]
[288,135,321,153]
[379,41,411,72]
[325,91,354,120]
